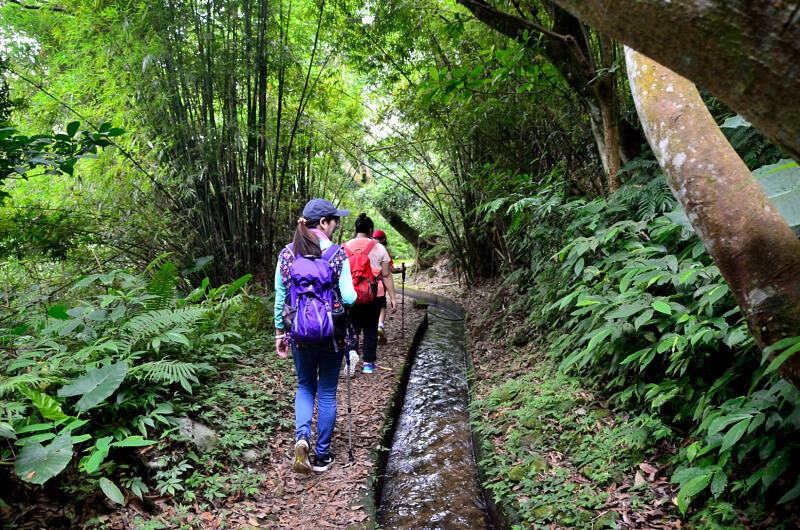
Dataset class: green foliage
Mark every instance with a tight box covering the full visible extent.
[671,374,800,514]
[0,206,96,260]
[132,359,211,393]
[0,261,264,506]
[472,357,674,528]
[57,361,128,412]
[476,147,800,526]
[720,115,783,169]
[0,119,124,204]
[14,431,73,485]
[539,177,800,521]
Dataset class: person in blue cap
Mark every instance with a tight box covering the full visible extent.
[273,198,357,474]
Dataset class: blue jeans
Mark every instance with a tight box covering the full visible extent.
[292,343,344,458]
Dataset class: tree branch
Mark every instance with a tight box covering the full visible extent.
[6,0,66,12]
[454,0,568,43]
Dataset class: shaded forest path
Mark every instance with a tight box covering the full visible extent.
[113,297,428,529]
[102,278,682,529]
[249,300,425,528]
[239,279,679,529]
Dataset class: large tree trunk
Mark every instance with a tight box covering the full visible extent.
[376,207,424,249]
[625,47,800,388]
[553,0,800,164]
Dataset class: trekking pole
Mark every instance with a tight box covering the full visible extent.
[401,263,405,339]
[345,348,355,462]
[332,304,354,463]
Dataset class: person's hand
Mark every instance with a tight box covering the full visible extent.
[390,298,398,313]
[276,334,288,358]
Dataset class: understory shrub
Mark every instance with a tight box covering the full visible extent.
[478,161,800,526]
[0,262,276,510]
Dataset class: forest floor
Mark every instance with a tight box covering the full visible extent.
[5,268,690,529]
[85,299,427,530]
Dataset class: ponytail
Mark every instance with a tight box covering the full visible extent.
[292,218,322,257]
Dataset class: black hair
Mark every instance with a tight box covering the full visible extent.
[354,213,374,235]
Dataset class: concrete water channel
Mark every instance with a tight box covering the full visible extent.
[375,292,494,529]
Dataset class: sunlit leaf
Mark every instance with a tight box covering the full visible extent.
[651,301,671,315]
[676,472,712,514]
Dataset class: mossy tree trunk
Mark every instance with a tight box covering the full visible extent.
[553,0,800,164]
[626,47,800,388]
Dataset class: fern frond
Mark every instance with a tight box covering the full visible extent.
[131,359,214,393]
[475,197,513,220]
[620,157,658,173]
[146,262,179,311]
[213,294,245,315]
[203,331,242,343]
[0,373,54,397]
[40,318,72,338]
[119,308,206,355]
[1,398,29,413]
[144,253,175,275]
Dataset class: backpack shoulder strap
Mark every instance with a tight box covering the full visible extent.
[321,244,341,262]
[343,242,354,257]
[285,244,295,258]
[364,239,377,255]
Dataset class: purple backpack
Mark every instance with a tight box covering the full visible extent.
[282,244,342,348]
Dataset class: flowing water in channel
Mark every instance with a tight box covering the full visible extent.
[377,306,493,529]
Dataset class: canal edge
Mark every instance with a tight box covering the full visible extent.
[358,288,519,529]
[359,308,428,528]
[466,334,524,530]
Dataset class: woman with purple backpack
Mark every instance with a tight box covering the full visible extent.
[273,198,357,474]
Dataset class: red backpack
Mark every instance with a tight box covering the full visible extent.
[344,240,378,304]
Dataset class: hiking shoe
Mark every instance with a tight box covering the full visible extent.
[363,362,375,374]
[293,434,312,474]
[313,453,335,472]
[343,350,359,377]
[377,324,387,344]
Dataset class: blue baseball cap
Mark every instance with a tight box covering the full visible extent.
[302,198,350,222]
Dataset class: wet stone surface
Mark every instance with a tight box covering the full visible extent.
[378,307,492,529]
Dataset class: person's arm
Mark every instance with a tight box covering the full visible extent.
[339,257,357,306]
[381,261,397,313]
[273,258,289,358]
[386,252,403,274]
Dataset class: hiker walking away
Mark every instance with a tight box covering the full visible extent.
[345,214,397,374]
[372,230,405,344]
[274,198,356,474]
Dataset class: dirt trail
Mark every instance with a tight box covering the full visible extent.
[210,301,426,529]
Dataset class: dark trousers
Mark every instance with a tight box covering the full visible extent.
[349,298,382,363]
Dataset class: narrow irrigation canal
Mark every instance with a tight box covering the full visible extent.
[377,304,493,529]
